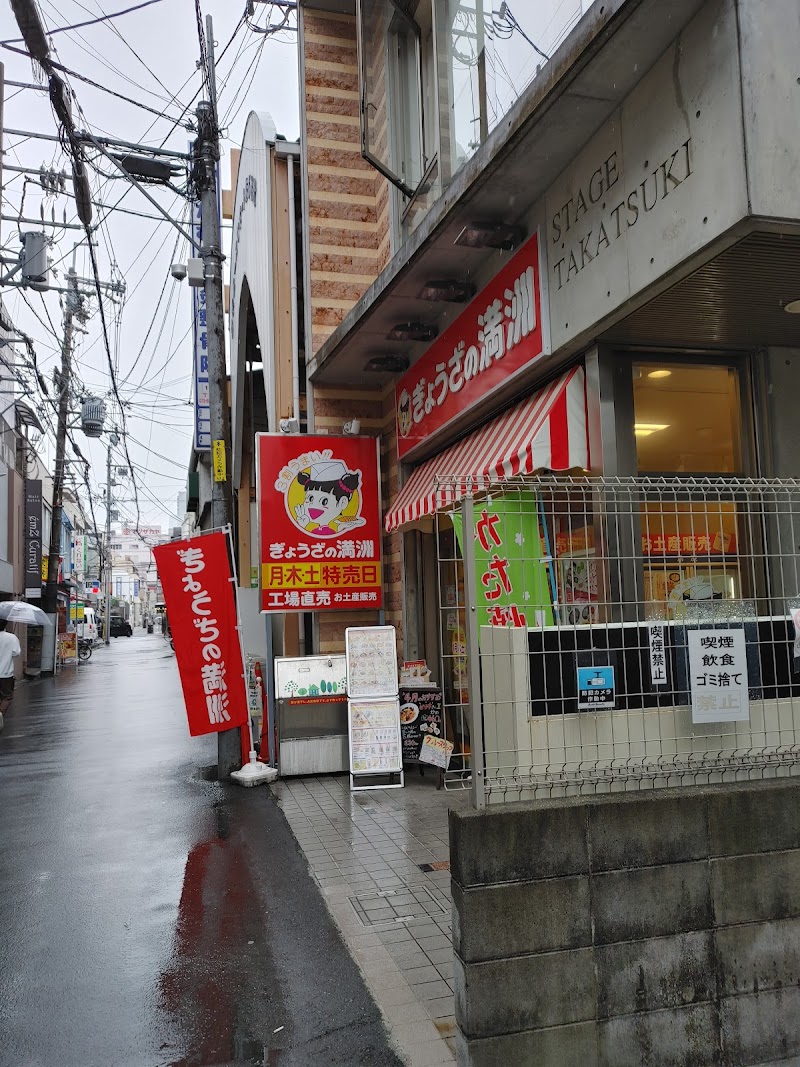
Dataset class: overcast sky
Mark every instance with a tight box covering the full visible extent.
[0,0,586,538]
[1,0,299,536]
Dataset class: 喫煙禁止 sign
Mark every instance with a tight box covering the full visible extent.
[257,434,383,613]
[153,532,249,737]
[688,628,749,723]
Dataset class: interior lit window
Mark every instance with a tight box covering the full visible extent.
[633,361,745,617]
[632,363,741,473]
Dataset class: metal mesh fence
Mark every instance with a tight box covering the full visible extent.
[433,476,800,805]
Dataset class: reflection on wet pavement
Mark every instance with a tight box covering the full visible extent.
[0,635,402,1067]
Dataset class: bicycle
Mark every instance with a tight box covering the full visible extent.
[78,638,93,663]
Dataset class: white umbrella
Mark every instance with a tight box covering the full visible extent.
[0,601,52,626]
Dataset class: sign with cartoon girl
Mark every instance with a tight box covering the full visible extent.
[291,460,365,537]
[256,434,383,613]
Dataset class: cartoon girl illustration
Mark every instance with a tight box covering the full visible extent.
[293,460,366,537]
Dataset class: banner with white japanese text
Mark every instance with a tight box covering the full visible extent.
[257,434,383,613]
[452,491,554,629]
[395,231,545,458]
[153,532,249,737]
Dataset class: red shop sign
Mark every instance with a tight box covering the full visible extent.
[256,434,383,612]
[641,532,736,555]
[153,532,249,737]
[395,231,545,459]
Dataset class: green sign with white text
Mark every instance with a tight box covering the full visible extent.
[453,491,555,629]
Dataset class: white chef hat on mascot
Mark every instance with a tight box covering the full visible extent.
[308,460,350,484]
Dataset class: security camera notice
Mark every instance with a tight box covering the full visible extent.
[577,665,615,710]
[687,628,750,723]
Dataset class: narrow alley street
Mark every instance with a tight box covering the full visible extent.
[0,631,403,1067]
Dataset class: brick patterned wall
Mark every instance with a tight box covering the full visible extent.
[302,9,390,359]
[301,7,401,656]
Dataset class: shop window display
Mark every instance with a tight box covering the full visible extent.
[633,362,745,617]
[640,498,741,617]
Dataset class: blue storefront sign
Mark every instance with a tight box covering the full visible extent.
[577,665,615,710]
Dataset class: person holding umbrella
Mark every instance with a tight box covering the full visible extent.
[0,620,21,724]
[0,602,50,729]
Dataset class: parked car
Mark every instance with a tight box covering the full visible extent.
[76,606,98,644]
[108,616,132,638]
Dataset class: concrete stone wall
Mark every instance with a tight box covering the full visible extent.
[450,778,800,1066]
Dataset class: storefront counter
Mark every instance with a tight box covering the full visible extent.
[275,655,349,776]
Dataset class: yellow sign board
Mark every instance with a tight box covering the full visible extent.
[213,439,226,482]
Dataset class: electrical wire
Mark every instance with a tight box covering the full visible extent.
[123,268,180,388]
[0,38,187,126]
[4,6,257,535]
[124,431,191,471]
[117,223,184,387]
[35,0,186,114]
[135,322,193,392]
[1,0,169,46]
[80,0,184,110]
[83,235,142,533]
[220,33,268,130]
[0,310,108,555]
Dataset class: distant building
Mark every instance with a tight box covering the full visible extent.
[109,525,161,624]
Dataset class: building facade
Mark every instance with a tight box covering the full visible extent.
[285,0,800,789]
[225,111,307,663]
[108,525,161,625]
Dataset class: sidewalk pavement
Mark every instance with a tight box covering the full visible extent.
[272,772,470,1067]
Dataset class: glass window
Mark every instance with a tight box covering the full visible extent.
[632,361,747,618]
[358,1,586,233]
[640,498,742,618]
[391,9,424,190]
[358,0,432,199]
[632,362,741,473]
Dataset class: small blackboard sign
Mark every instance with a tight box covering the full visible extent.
[399,687,444,764]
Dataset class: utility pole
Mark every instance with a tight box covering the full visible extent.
[104,434,117,645]
[196,24,232,532]
[41,259,83,671]
[197,16,240,777]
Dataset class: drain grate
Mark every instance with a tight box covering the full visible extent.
[418,860,450,873]
[350,884,448,927]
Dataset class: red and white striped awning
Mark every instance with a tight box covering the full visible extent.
[385,365,588,531]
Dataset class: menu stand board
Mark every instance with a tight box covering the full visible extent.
[345,625,398,698]
[399,687,444,764]
[346,626,403,791]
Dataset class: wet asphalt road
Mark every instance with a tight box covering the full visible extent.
[0,632,403,1067]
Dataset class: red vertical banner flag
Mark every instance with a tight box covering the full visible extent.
[153,532,249,737]
[256,434,383,612]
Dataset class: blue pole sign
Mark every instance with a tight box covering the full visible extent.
[191,198,211,451]
[577,665,615,710]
